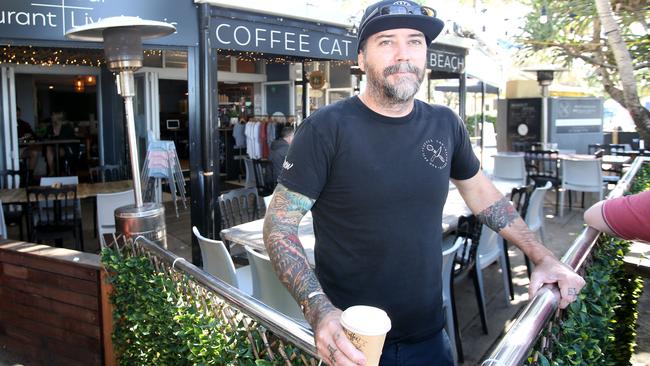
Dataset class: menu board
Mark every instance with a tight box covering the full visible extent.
[507,98,542,149]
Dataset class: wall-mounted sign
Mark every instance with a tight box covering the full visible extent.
[0,0,198,46]
[427,44,466,74]
[309,70,325,89]
[210,15,356,61]
[551,98,603,134]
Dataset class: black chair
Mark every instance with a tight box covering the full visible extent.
[448,215,488,363]
[89,164,126,183]
[0,170,25,240]
[60,141,81,176]
[252,159,276,197]
[218,187,263,265]
[524,150,560,214]
[218,187,263,230]
[26,185,83,251]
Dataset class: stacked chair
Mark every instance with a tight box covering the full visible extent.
[141,134,187,216]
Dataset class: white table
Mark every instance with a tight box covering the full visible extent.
[221,179,520,266]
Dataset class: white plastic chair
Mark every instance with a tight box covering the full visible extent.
[263,193,274,210]
[526,182,552,243]
[493,154,526,185]
[245,246,307,324]
[243,158,257,188]
[141,133,187,216]
[0,199,7,239]
[560,159,604,217]
[476,226,511,306]
[97,190,134,247]
[442,235,464,365]
[193,226,252,295]
[521,182,552,276]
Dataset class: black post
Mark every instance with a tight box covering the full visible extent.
[302,61,308,120]
[459,73,467,121]
[189,3,220,265]
[480,81,486,167]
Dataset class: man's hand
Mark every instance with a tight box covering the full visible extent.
[528,255,586,309]
[314,308,366,366]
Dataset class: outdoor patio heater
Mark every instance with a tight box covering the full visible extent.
[523,65,567,146]
[66,17,176,248]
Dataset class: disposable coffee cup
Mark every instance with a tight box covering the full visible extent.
[340,305,392,366]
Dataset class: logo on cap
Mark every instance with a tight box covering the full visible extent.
[393,1,412,6]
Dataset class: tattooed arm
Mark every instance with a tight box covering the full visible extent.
[263,184,366,366]
[452,171,585,309]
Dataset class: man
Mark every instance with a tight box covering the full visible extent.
[16,107,34,139]
[269,126,294,181]
[263,1,585,365]
[584,190,650,242]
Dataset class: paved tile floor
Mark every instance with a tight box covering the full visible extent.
[2,189,649,365]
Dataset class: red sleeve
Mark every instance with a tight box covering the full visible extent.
[602,190,650,242]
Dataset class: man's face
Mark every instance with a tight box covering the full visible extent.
[358,28,427,103]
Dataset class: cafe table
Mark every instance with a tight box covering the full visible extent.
[220,178,520,266]
[0,180,133,204]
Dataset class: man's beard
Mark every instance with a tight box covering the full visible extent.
[364,60,425,104]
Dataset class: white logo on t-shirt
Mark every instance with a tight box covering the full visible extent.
[283,160,294,170]
[421,139,448,169]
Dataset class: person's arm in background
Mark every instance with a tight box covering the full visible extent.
[584,191,650,242]
[583,201,616,235]
[453,171,586,309]
[263,184,366,366]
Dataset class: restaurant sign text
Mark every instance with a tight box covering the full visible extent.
[210,16,357,61]
[0,0,198,46]
[427,44,466,74]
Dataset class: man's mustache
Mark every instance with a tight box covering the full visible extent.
[383,62,422,77]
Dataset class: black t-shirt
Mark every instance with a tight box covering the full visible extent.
[278,96,480,344]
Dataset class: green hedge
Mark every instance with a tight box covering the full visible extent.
[534,164,649,365]
[102,248,305,366]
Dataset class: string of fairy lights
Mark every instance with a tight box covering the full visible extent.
[0,45,353,67]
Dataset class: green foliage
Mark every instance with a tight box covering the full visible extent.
[629,165,650,194]
[101,247,296,366]
[517,0,649,88]
[549,236,642,365]
[532,163,649,365]
[464,114,496,136]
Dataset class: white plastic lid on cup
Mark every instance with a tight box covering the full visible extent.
[340,305,392,336]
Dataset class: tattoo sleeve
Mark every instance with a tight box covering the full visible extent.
[477,196,552,264]
[476,197,520,232]
[263,184,335,328]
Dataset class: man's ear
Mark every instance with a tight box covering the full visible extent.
[357,53,365,73]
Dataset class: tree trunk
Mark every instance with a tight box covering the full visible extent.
[594,0,650,142]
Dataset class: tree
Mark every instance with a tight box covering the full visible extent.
[518,0,650,141]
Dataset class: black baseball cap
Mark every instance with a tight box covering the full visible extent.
[357,0,445,53]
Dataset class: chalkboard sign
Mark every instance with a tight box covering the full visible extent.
[507,98,542,150]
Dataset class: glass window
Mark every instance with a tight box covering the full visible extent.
[218,54,231,72]
[236,59,256,73]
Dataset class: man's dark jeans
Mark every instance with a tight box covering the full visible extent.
[380,329,454,366]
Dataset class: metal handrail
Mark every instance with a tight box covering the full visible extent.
[129,236,319,359]
[482,156,649,366]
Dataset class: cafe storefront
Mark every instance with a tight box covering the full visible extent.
[1,0,476,264]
